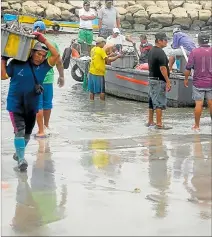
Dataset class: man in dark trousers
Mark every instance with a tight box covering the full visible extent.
[147,32,171,129]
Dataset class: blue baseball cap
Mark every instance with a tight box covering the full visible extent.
[33,21,46,31]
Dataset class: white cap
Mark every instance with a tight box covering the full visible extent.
[173,27,181,34]
[95,37,106,43]
[113,28,120,34]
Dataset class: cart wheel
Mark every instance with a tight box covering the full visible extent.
[71,64,84,82]
[52,24,60,31]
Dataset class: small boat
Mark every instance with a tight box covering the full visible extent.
[105,66,193,107]
[69,57,193,108]
[2,13,99,32]
[64,39,194,108]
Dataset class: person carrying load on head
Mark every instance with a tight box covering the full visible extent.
[33,21,65,138]
[78,0,96,54]
[1,32,59,171]
[88,37,122,101]
[106,28,134,53]
[169,28,196,72]
[184,32,212,131]
[98,0,120,39]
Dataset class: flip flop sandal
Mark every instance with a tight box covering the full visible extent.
[34,134,49,139]
[155,125,173,130]
[145,123,156,127]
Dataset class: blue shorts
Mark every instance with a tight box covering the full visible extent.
[148,79,167,110]
[38,83,53,110]
[88,73,105,94]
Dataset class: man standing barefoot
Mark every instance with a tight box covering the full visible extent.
[33,21,65,138]
[147,32,171,129]
[184,33,212,131]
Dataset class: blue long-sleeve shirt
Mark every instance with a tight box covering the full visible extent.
[172,32,196,53]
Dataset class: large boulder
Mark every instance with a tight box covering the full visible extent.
[114,1,128,8]
[36,1,49,9]
[125,13,134,23]
[10,3,21,11]
[156,1,169,8]
[147,22,163,30]
[173,18,192,30]
[45,4,61,20]
[7,0,22,3]
[116,7,127,15]
[61,10,71,20]
[139,1,156,9]
[126,5,145,14]
[171,7,188,18]
[22,1,44,15]
[150,13,173,27]
[133,24,146,31]
[133,9,149,18]
[121,21,132,29]
[206,17,212,26]
[134,17,150,25]
[161,25,181,32]
[49,0,66,3]
[68,0,83,8]
[168,1,184,10]
[199,10,211,21]
[200,1,212,10]
[55,2,74,11]
[183,3,202,10]
[128,1,136,6]
[193,19,206,27]
[201,25,212,31]
[61,10,77,21]
[146,6,170,15]
[2,2,10,10]
[119,14,125,21]
[187,9,198,20]
[190,19,205,30]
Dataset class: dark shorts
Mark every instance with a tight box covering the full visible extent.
[9,111,36,135]
[148,79,167,110]
[99,28,113,39]
[88,73,105,94]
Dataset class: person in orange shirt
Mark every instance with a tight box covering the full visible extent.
[88,37,121,101]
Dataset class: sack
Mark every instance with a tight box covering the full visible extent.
[34,84,44,95]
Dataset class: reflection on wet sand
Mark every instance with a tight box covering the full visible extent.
[146,133,170,218]
[185,134,212,219]
[11,139,67,236]
[81,139,122,189]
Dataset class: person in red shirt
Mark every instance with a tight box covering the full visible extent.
[139,34,153,64]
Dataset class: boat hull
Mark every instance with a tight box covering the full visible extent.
[105,66,194,107]
[3,14,99,30]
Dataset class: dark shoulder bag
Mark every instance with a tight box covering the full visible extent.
[28,61,44,96]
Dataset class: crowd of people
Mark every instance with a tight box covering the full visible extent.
[1,0,211,171]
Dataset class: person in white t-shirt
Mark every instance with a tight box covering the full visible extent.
[78,0,96,52]
[106,28,134,52]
